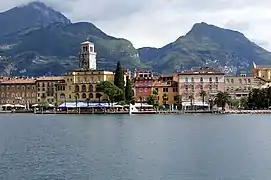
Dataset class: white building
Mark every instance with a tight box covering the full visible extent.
[81,41,97,70]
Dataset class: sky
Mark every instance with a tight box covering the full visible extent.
[1,0,271,50]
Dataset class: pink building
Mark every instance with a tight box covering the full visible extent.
[178,67,225,102]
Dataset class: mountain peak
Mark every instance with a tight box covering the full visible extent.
[0,1,71,37]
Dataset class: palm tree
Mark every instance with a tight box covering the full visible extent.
[139,96,143,110]
[214,91,230,111]
[189,95,194,110]
[199,90,207,108]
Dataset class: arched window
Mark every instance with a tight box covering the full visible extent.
[200,77,203,82]
[89,85,94,92]
[89,93,94,99]
[216,77,219,82]
[1,93,5,98]
[16,93,20,97]
[32,93,36,98]
[191,77,194,82]
[60,93,65,99]
[96,93,102,100]
[82,93,87,99]
[82,85,86,92]
[185,77,188,82]
[11,93,15,97]
[209,77,212,82]
[75,85,79,92]
[27,93,30,97]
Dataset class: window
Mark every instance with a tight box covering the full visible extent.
[185,77,188,82]
[32,85,35,90]
[191,77,194,82]
[27,85,31,90]
[248,79,251,83]
[89,85,94,92]
[231,79,234,83]
[173,87,178,92]
[69,86,71,90]
[69,95,72,99]
[209,77,212,82]
[22,93,25,97]
[226,79,230,84]
[82,85,86,92]
[6,86,9,90]
[155,88,159,92]
[82,93,87,99]
[21,86,25,90]
[17,85,20,90]
[200,77,203,82]
[239,79,242,84]
[75,85,80,92]
[139,88,143,92]
[11,85,15,90]
[144,88,148,93]
[1,93,5,98]
[89,93,94,99]
[163,88,168,92]
[27,93,30,98]
[216,77,218,82]
[32,93,36,98]
[11,93,15,97]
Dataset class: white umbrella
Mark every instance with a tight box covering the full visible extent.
[14,104,26,108]
[48,104,55,107]
[32,104,39,107]
[2,104,14,107]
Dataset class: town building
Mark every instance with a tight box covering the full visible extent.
[178,67,225,103]
[133,70,153,103]
[153,75,178,106]
[55,69,115,106]
[224,74,261,99]
[0,77,37,107]
[252,62,271,81]
[36,76,64,104]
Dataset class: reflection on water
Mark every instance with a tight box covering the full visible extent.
[0,114,271,179]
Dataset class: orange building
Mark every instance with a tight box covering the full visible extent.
[0,78,37,107]
[153,74,179,106]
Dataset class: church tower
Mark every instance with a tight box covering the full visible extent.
[79,41,97,70]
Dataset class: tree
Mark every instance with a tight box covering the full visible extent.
[114,61,125,101]
[214,91,230,111]
[230,99,240,109]
[189,95,194,109]
[125,78,134,104]
[174,95,182,110]
[96,93,102,104]
[240,97,248,109]
[97,81,122,104]
[162,93,169,108]
[199,90,207,107]
[147,94,159,110]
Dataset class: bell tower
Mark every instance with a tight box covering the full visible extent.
[79,41,97,70]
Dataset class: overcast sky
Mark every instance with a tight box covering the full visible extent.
[1,0,271,50]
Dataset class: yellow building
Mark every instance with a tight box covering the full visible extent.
[36,76,64,104]
[252,62,271,81]
[153,75,178,105]
[55,69,114,105]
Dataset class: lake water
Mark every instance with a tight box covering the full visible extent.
[0,114,271,180]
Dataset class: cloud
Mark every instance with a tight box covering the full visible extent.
[1,0,271,51]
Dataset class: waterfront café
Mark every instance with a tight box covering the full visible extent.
[58,102,124,112]
[182,101,209,111]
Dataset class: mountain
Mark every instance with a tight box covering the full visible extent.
[0,2,142,76]
[138,22,271,74]
[0,2,71,38]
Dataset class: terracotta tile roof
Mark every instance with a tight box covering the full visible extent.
[36,76,64,81]
[1,78,36,84]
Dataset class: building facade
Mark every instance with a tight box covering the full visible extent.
[252,62,271,81]
[133,70,153,102]
[55,69,114,105]
[0,78,37,106]
[153,75,178,105]
[224,75,261,99]
[36,76,64,104]
[178,67,225,102]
